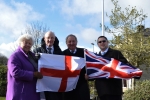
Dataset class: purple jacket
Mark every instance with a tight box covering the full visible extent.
[6,46,40,100]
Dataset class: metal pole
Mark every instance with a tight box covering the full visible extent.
[102,0,104,36]
[93,44,94,52]
[91,43,94,52]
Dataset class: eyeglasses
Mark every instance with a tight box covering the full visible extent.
[98,40,106,43]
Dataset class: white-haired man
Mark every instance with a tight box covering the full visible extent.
[34,31,63,100]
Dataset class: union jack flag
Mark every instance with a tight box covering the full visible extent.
[85,50,142,79]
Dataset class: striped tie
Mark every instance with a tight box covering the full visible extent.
[47,48,52,54]
[71,50,74,54]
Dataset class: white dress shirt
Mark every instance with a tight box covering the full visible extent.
[69,49,77,54]
[101,48,108,55]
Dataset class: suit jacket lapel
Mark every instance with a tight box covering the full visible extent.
[98,52,102,56]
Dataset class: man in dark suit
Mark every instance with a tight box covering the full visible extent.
[33,31,63,100]
[34,32,62,54]
[63,34,90,100]
[95,36,130,100]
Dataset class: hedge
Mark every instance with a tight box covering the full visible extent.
[123,80,150,100]
[0,66,7,96]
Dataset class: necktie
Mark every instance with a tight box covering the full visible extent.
[47,48,52,54]
[71,50,74,54]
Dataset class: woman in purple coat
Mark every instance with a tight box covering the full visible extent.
[6,34,43,100]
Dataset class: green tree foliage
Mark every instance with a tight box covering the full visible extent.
[0,53,7,66]
[105,0,147,34]
[0,66,7,96]
[0,54,7,96]
[111,32,150,68]
[88,81,98,99]
[103,0,150,68]
[123,80,150,100]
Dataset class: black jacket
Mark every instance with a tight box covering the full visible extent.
[95,48,129,97]
[33,36,62,55]
[33,44,62,55]
[40,37,60,49]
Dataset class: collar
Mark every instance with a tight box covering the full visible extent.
[18,46,32,57]
[69,48,77,54]
[46,46,54,50]
[101,47,109,54]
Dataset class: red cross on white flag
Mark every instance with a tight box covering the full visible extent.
[36,53,85,92]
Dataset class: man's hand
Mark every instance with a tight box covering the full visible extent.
[35,53,41,60]
[85,74,89,80]
[33,72,43,79]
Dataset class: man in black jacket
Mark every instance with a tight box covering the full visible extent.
[34,32,62,54]
[63,34,90,100]
[33,31,63,100]
[95,36,130,100]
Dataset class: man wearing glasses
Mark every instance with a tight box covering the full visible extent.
[95,36,130,100]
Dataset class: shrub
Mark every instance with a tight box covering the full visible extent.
[0,66,7,96]
[123,80,150,100]
[88,81,99,100]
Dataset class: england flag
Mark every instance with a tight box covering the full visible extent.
[36,53,85,92]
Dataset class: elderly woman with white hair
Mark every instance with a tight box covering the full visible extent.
[6,34,43,100]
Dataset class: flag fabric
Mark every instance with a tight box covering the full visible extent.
[36,53,85,92]
[85,50,142,79]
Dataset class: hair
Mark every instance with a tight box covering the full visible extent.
[17,34,34,45]
[41,36,59,47]
[65,34,77,42]
[41,31,60,49]
[97,36,108,42]
[44,31,55,37]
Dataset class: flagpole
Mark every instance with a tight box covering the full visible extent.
[102,0,104,36]
[84,49,90,82]
[84,49,87,75]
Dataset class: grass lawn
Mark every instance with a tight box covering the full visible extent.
[0,97,5,100]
